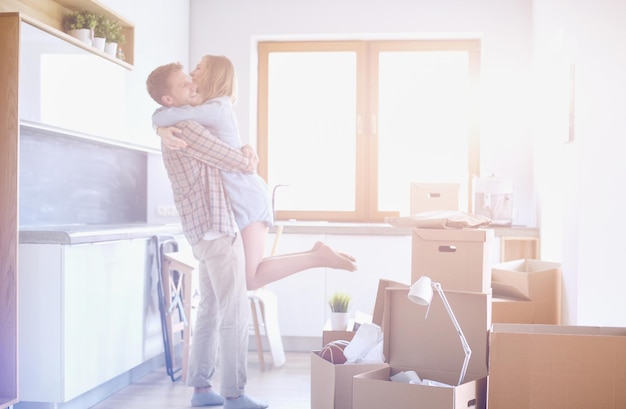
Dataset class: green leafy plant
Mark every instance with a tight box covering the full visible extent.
[94,15,126,45]
[328,292,351,313]
[63,12,85,31]
[103,19,125,45]
[93,14,109,38]
[63,10,98,32]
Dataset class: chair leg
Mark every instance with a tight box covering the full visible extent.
[250,297,265,370]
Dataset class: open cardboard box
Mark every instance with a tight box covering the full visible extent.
[322,319,356,346]
[411,228,494,293]
[489,323,626,409]
[491,297,533,324]
[491,259,562,324]
[353,287,491,409]
[311,279,408,409]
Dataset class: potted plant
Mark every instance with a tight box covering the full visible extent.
[328,291,351,330]
[63,11,98,45]
[92,14,108,52]
[102,19,125,58]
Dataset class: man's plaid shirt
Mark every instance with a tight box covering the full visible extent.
[161,120,252,245]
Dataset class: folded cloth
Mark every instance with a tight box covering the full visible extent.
[386,210,492,229]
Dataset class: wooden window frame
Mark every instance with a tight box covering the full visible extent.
[257,39,481,223]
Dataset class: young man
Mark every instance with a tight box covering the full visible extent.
[146,63,268,409]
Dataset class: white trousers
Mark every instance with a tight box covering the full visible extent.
[186,234,249,398]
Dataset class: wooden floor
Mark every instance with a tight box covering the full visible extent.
[89,352,311,409]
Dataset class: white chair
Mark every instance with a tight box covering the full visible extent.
[248,289,286,369]
[248,224,286,369]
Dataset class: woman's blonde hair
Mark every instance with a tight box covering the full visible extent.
[195,55,237,103]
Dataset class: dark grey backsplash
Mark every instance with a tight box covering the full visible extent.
[19,127,147,227]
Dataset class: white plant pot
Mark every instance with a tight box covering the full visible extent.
[92,36,106,52]
[104,42,118,57]
[69,29,92,46]
[330,312,350,331]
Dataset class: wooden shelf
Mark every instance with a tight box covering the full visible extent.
[0,13,20,409]
[501,236,540,262]
[0,0,134,67]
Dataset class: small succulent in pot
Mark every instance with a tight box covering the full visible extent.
[328,292,351,313]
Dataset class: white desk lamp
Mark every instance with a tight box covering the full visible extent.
[408,276,472,386]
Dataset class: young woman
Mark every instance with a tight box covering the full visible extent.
[153,55,357,290]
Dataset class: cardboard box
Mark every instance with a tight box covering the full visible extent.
[491,297,533,324]
[372,279,408,328]
[322,320,356,346]
[411,228,494,293]
[311,353,388,409]
[491,259,562,324]
[410,182,460,214]
[353,288,491,409]
[312,279,408,409]
[489,323,626,409]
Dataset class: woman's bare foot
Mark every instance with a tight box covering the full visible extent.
[337,251,356,262]
[312,241,357,271]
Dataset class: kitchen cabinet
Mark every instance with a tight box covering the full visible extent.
[18,238,164,405]
[0,5,134,405]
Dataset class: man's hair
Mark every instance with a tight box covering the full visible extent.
[195,55,237,103]
[146,62,184,105]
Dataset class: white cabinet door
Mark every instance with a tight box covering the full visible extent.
[264,233,412,338]
[63,239,149,399]
[19,244,64,402]
[265,234,327,338]
[325,235,412,319]
[19,238,159,403]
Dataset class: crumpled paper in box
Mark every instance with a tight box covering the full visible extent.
[343,322,385,364]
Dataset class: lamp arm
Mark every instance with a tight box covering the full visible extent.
[432,282,472,386]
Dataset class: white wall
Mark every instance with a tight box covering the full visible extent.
[533,0,626,326]
[94,0,626,327]
[98,0,190,225]
[96,0,190,149]
[189,0,536,227]
[187,0,626,328]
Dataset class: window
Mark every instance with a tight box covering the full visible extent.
[257,40,480,222]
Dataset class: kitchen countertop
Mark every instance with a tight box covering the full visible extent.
[272,221,538,237]
[19,221,539,245]
[19,223,184,245]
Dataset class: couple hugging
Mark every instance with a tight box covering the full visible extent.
[146,55,357,409]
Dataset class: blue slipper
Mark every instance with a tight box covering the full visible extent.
[224,395,268,409]
[191,390,225,407]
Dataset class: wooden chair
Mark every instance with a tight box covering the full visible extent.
[159,227,286,380]
[161,250,196,383]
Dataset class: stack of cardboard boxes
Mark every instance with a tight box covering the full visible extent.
[487,260,626,409]
[311,188,625,408]
[311,280,402,409]
[312,225,495,409]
